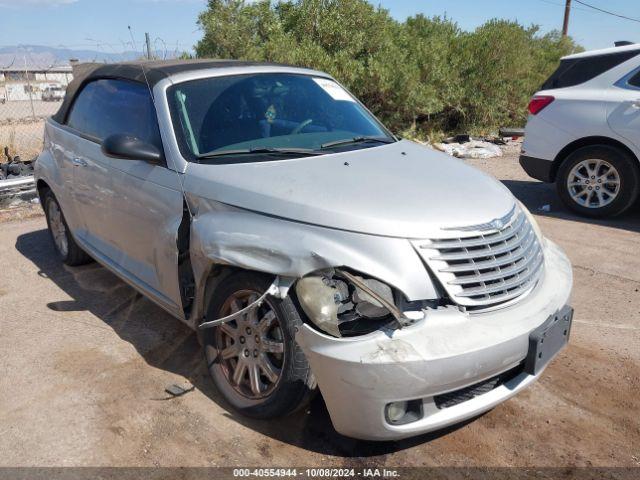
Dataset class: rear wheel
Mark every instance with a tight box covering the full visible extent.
[43,189,92,266]
[557,145,639,218]
[202,272,315,418]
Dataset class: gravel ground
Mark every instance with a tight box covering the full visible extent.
[0,147,639,469]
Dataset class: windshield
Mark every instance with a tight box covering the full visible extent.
[167,73,395,162]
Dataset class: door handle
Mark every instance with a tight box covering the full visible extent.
[631,99,640,109]
[72,158,88,167]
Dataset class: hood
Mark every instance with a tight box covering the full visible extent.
[184,139,515,239]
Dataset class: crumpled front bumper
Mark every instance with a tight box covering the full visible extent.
[296,240,573,441]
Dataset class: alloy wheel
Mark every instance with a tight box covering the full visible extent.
[214,290,285,399]
[567,158,621,209]
[47,200,68,257]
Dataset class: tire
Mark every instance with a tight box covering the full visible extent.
[556,145,640,218]
[202,272,315,419]
[43,189,93,266]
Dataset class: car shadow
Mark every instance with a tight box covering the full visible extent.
[501,179,640,234]
[15,228,477,457]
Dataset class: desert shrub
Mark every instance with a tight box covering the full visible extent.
[195,0,581,134]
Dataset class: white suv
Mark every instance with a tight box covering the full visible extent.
[521,43,640,217]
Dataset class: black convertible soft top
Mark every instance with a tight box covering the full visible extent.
[52,59,295,124]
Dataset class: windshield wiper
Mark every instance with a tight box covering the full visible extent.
[197,147,324,160]
[320,136,395,149]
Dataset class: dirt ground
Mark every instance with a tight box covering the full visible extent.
[0,147,639,469]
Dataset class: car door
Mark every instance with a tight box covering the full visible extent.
[64,78,185,316]
[607,67,640,150]
[42,120,84,234]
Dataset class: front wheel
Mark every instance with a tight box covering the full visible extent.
[556,145,639,218]
[202,272,315,419]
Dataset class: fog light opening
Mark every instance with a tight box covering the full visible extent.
[386,401,407,423]
[385,399,423,425]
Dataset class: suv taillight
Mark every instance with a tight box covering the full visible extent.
[528,95,554,115]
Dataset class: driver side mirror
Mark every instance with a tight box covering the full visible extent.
[101,134,163,165]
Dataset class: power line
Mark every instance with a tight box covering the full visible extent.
[573,0,640,24]
[534,0,588,12]
[535,0,640,21]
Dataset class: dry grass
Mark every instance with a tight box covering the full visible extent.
[0,203,43,223]
[0,120,44,161]
[0,99,58,161]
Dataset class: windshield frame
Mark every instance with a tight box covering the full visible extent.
[165,71,396,164]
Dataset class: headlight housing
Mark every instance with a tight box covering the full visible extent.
[295,269,398,337]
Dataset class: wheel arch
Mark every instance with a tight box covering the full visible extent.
[192,264,276,343]
[201,266,278,322]
[36,179,51,203]
[552,136,640,182]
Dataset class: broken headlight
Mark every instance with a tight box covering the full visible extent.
[295,269,398,337]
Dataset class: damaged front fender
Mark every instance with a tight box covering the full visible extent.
[187,199,438,327]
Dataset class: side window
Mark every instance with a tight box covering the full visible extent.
[541,50,640,90]
[628,70,640,88]
[66,79,161,148]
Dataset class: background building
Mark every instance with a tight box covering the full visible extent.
[0,64,72,102]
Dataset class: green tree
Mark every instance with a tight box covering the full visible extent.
[194,0,582,135]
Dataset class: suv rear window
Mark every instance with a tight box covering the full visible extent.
[541,49,640,90]
[66,78,161,147]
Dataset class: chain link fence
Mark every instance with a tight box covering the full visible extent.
[1,68,71,163]
[0,53,182,208]
[0,67,72,206]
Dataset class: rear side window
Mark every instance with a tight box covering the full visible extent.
[66,79,161,147]
[541,49,640,90]
[628,70,640,88]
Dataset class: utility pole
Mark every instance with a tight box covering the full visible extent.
[145,32,152,60]
[562,0,571,37]
[23,54,36,121]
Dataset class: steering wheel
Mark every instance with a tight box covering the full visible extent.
[291,118,313,135]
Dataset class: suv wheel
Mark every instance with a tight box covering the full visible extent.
[557,145,640,218]
[43,189,93,266]
[202,272,315,419]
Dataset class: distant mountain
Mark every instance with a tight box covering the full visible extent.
[0,45,147,69]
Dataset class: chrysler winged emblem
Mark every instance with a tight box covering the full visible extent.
[442,205,516,232]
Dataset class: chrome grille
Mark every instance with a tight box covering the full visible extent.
[412,207,544,308]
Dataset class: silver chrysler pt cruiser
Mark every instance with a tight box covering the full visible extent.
[35,60,573,441]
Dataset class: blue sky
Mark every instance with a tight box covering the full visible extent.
[0,0,638,53]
